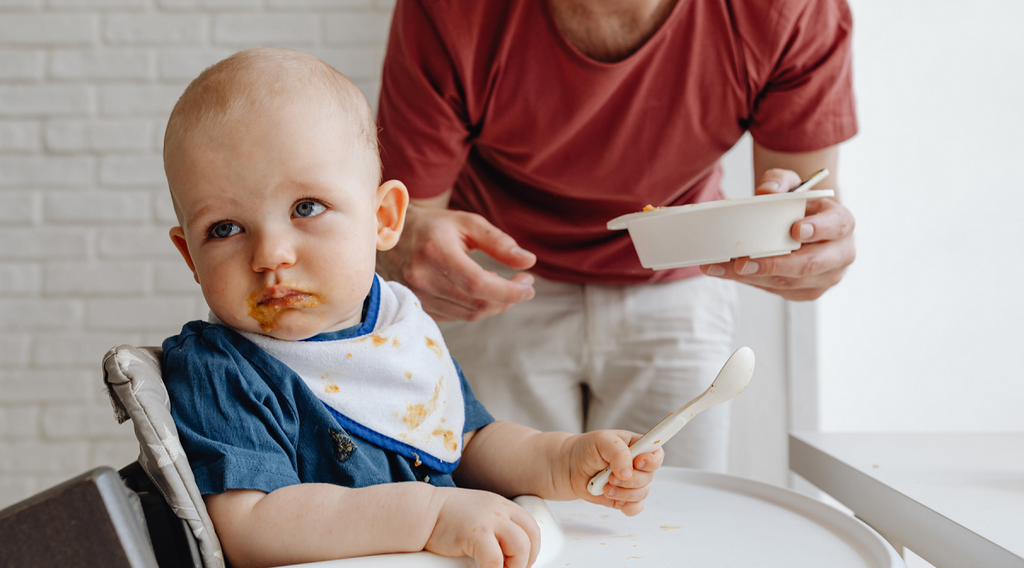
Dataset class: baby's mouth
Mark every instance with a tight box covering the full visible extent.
[247,281,322,332]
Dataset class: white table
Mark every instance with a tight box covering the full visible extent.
[283,466,902,568]
[789,432,1024,568]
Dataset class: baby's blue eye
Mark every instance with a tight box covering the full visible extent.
[209,222,242,239]
[293,200,326,218]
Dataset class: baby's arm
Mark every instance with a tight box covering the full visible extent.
[454,421,664,516]
[206,479,540,568]
[206,482,438,568]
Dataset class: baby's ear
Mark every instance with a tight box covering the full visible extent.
[375,180,409,251]
[169,227,200,284]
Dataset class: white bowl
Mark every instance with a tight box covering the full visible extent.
[607,189,835,270]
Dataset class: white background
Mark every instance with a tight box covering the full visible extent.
[818,0,1024,433]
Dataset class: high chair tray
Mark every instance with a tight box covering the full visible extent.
[277,466,905,568]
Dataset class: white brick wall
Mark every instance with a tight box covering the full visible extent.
[0,0,393,509]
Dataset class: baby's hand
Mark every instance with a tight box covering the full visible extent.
[565,430,664,516]
[426,486,541,568]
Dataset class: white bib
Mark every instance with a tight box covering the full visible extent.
[225,276,465,471]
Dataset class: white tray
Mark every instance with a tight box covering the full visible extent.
[277,467,904,568]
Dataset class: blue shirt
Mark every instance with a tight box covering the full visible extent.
[161,284,494,496]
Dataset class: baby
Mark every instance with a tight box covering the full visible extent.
[161,47,663,568]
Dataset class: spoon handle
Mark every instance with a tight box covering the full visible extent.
[788,168,829,193]
[586,397,709,496]
[586,346,755,497]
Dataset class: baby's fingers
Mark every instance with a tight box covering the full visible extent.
[512,505,541,568]
[617,500,645,517]
[634,447,664,473]
[495,517,537,568]
[471,536,506,568]
[603,482,651,504]
[609,468,656,489]
[597,431,636,481]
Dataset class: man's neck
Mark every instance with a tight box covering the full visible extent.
[547,0,679,62]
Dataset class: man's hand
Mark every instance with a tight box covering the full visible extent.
[701,167,856,301]
[376,194,537,321]
[561,430,664,517]
[426,487,541,568]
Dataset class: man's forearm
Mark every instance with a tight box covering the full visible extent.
[207,482,442,568]
[752,141,840,199]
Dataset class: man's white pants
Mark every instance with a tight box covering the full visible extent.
[440,256,739,471]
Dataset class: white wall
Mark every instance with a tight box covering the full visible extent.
[0,0,394,509]
[818,0,1024,432]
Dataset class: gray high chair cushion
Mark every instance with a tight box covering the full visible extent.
[103,345,225,568]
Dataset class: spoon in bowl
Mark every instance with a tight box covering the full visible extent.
[788,168,830,193]
[587,346,756,496]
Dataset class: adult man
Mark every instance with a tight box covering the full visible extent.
[376,0,857,470]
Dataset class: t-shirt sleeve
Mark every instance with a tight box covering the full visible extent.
[747,0,858,152]
[377,0,472,198]
[452,358,494,433]
[162,322,302,496]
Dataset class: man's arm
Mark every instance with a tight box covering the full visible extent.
[700,142,856,301]
[376,189,538,321]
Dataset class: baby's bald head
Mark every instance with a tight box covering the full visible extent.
[164,48,380,222]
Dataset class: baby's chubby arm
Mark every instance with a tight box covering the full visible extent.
[206,480,537,568]
[204,424,662,568]
[455,421,665,516]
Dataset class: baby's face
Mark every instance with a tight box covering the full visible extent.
[168,103,397,340]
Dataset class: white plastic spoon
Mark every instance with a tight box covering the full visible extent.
[787,168,829,193]
[587,346,755,496]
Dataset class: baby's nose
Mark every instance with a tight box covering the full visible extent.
[251,230,297,272]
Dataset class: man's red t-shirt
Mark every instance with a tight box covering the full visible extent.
[377,0,857,285]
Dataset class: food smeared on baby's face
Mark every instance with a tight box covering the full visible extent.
[247,280,322,332]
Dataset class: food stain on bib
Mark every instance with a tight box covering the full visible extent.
[401,376,444,429]
[424,336,443,360]
[432,428,457,452]
[247,280,322,332]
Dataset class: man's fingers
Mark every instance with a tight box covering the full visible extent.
[408,240,533,315]
[705,234,854,281]
[419,292,518,322]
[756,168,803,195]
[392,208,535,321]
[438,244,535,307]
[460,214,537,271]
[792,199,856,244]
[703,254,848,301]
